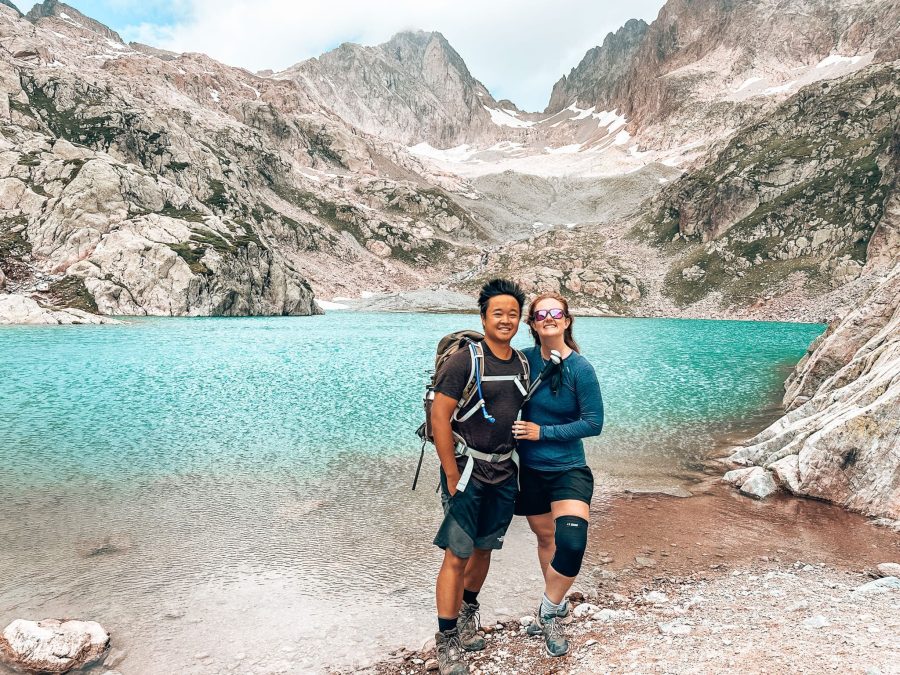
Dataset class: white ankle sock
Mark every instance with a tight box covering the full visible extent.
[540,593,563,618]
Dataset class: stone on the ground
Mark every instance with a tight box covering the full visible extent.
[854,577,900,593]
[658,620,691,636]
[572,603,599,618]
[644,591,669,604]
[424,658,438,671]
[875,563,900,578]
[723,467,756,487]
[635,556,657,568]
[0,619,109,673]
[593,608,635,622]
[802,615,830,629]
[768,454,802,493]
[739,467,778,499]
[518,615,534,626]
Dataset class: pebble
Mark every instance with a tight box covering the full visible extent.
[425,658,438,671]
[644,591,669,604]
[594,609,635,622]
[572,603,599,618]
[658,620,691,636]
[518,615,534,626]
[802,615,830,629]
[854,577,900,593]
[875,563,900,577]
[635,556,657,568]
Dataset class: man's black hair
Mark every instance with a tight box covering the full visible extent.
[478,278,526,316]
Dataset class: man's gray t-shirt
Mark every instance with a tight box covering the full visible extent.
[433,342,527,485]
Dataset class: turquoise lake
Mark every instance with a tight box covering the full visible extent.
[0,313,825,673]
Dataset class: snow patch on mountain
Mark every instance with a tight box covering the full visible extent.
[736,76,763,91]
[483,106,533,128]
[816,54,863,68]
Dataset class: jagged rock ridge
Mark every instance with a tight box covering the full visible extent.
[545,19,648,115]
[550,0,899,148]
[275,31,515,148]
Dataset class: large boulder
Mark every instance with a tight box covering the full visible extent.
[727,267,900,519]
[0,619,109,673]
[0,293,118,324]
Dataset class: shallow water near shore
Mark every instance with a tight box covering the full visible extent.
[4,312,895,674]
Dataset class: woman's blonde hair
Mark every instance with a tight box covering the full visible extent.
[526,292,580,352]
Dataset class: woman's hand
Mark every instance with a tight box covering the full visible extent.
[512,420,540,441]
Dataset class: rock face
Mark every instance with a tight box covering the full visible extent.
[727,266,900,520]
[550,0,899,148]
[545,19,649,115]
[644,62,899,313]
[0,2,495,321]
[0,619,109,673]
[0,293,119,324]
[0,0,21,17]
[275,31,511,148]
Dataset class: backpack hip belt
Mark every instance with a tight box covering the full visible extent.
[454,443,520,494]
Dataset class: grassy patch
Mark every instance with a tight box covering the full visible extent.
[17,151,41,167]
[202,179,230,212]
[159,203,207,223]
[8,95,35,119]
[46,276,98,313]
[167,242,212,276]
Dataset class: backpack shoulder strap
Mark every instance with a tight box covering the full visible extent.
[458,340,484,409]
[514,348,531,386]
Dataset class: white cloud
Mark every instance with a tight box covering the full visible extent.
[118,0,666,112]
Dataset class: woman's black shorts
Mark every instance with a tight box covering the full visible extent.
[514,464,594,516]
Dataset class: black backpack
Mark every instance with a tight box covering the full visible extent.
[413,331,530,489]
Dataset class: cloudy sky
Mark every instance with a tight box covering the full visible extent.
[11,1,667,111]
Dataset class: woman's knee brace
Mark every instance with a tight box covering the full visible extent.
[549,515,588,578]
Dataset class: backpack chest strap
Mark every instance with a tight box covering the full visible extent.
[480,374,528,396]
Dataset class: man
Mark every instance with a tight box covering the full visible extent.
[431,278,529,675]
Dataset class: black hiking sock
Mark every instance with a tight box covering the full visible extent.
[438,616,458,633]
[462,589,479,606]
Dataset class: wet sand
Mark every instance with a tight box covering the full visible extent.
[584,479,900,586]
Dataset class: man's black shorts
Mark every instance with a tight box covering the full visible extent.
[514,464,594,516]
[433,469,517,559]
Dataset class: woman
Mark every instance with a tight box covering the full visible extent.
[511,292,604,657]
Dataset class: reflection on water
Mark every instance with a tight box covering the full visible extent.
[2,313,867,673]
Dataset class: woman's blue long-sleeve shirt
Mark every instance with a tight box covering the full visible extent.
[518,346,604,470]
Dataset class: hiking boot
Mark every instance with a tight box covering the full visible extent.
[525,599,569,636]
[435,629,468,675]
[457,601,485,651]
[539,612,569,657]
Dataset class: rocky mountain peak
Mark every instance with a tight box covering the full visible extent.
[382,30,474,79]
[1,0,22,17]
[25,0,124,43]
[545,18,648,114]
[275,30,503,147]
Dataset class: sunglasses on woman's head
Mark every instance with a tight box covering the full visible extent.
[532,308,567,322]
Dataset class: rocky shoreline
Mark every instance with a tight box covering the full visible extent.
[722,266,900,521]
[352,560,899,675]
